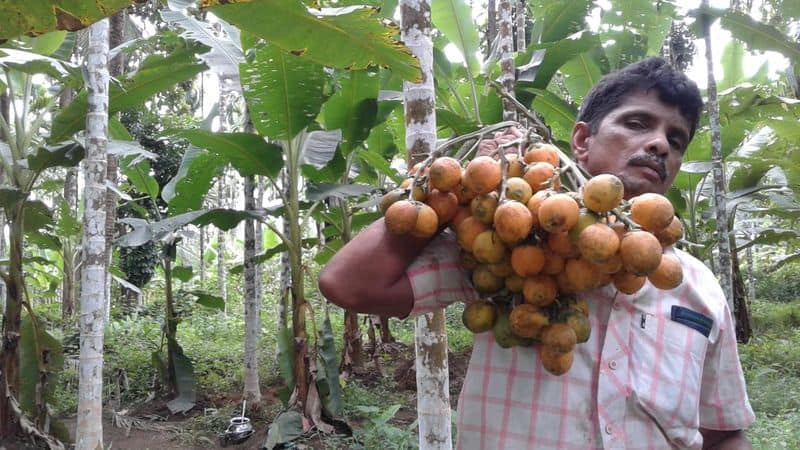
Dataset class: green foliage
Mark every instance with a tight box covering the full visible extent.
[753,263,800,303]
[740,298,800,447]
[0,0,133,38]
[207,0,421,82]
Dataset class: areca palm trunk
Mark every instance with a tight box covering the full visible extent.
[701,1,735,313]
[76,18,110,450]
[401,1,452,448]
[499,0,516,121]
[243,173,261,403]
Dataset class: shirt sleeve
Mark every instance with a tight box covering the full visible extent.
[405,230,480,318]
[698,300,756,431]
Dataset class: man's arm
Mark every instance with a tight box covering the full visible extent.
[700,428,751,450]
[318,218,437,318]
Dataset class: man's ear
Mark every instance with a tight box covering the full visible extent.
[571,121,592,163]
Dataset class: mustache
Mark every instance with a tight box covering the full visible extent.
[628,155,667,181]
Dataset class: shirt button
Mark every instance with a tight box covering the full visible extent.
[608,360,618,370]
[605,424,614,435]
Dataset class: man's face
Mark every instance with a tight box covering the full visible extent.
[571,90,691,199]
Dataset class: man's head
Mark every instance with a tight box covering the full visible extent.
[571,57,703,198]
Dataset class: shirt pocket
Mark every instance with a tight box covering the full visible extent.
[629,311,709,444]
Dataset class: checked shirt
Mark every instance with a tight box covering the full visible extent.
[406,231,755,449]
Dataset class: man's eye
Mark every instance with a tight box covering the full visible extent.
[626,120,646,129]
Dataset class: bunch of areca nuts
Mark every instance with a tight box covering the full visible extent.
[379,126,683,375]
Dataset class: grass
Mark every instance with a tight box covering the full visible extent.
[740,298,800,449]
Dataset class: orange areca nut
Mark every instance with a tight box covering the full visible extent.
[462,301,497,333]
[463,156,502,195]
[428,156,462,192]
[400,177,427,202]
[541,249,566,275]
[547,231,581,258]
[472,265,505,293]
[523,161,558,193]
[494,201,534,244]
[630,193,675,232]
[472,230,507,264]
[505,177,534,203]
[449,206,472,231]
[522,275,558,307]
[654,216,684,248]
[613,270,647,294]
[456,216,489,252]
[425,189,459,226]
[384,200,418,235]
[538,193,580,233]
[524,143,561,167]
[471,192,500,224]
[541,323,578,354]
[582,174,625,213]
[540,347,574,376]
[647,253,684,290]
[503,153,526,178]
[411,203,439,238]
[578,223,621,264]
[511,244,546,277]
[565,258,601,292]
[379,188,406,214]
[526,189,555,228]
[509,304,550,339]
[619,231,663,275]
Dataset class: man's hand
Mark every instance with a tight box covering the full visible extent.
[700,428,751,450]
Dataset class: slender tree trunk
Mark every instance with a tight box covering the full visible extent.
[0,91,9,313]
[515,0,526,52]
[76,18,110,450]
[104,9,125,321]
[0,209,25,439]
[731,242,751,343]
[701,2,735,313]
[487,0,497,57]
[746,219,755,302]
[401,1,452,448]
[217,173,227,313]
[499,0,516,121]
[199,226,206,286]
[286,164,309,410]
[61,85,77,320]
[243,173,261,403]
[62,168,78,319]
[279,170,290,329]
[0,213,5,314]
[164,256,178,393]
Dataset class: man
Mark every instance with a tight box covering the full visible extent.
[319,57,755,449]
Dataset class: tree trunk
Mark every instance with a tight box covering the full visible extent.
[701,2,734,312]
[515,0,526,52]
[199,226,206,286]
[217,173,227,313]
[104,9,125,321]
[499,0,516,121]
[164,255,178,394]
[243,174,261,403]
[746,219,755,302]
[62,168,78,319]
[0,209,25,439]
[487,0,497,58]
[76,18,110,450]
[401,1,452,448]
[731,243,751,343]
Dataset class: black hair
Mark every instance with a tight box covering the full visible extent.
[577,57,703,140]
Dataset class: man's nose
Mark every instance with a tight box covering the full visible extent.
[645,131,670,156]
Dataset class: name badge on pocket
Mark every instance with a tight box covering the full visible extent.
[670,305,713,338]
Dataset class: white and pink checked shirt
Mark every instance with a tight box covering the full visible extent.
[407,231,755,450]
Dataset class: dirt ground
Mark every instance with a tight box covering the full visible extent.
[4,344,471,450]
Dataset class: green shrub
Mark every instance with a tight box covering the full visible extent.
[754,263,800,303]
